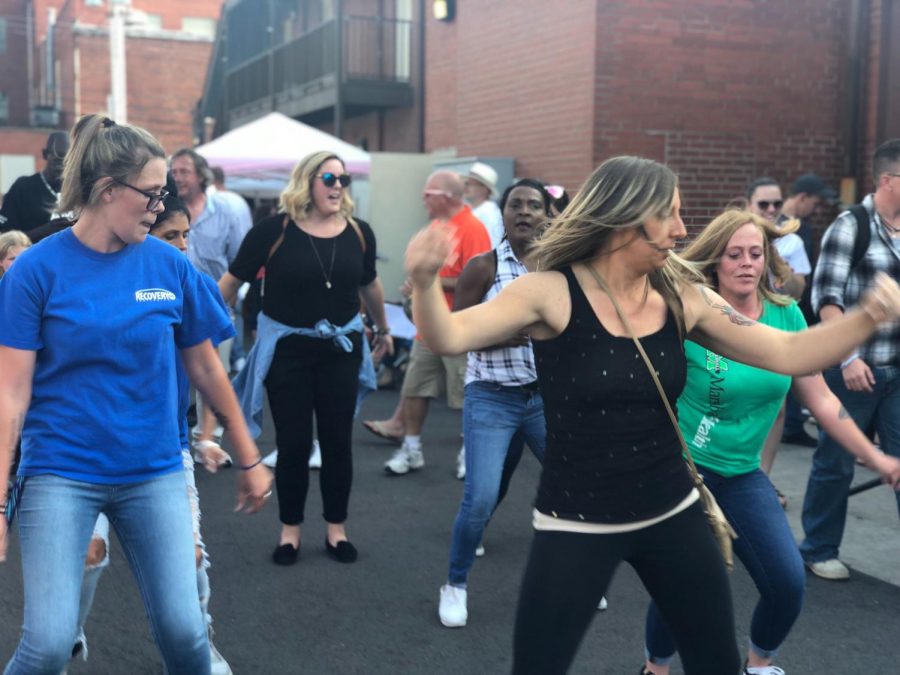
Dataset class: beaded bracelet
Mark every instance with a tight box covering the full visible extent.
[239,457,263,471]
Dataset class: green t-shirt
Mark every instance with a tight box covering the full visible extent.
[677,300,807,477]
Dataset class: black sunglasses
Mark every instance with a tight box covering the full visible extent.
[756,199,783,211]
[317,172,352,188]
[115,180,168,211]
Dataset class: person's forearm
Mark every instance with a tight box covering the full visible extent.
[189,360,259,466]
[0,392,29,497]
[779,306,877,374]
[805,391,882,466]
[361,280,389,330]
[218,272,242,306]
[412,277,460,354]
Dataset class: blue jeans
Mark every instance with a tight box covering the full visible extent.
[447,381,546,586]
[5,471,210,675]
[645,467,805,663]
[801,366,900,563]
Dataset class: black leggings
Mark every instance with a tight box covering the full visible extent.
[265,335,361,525]
[512,502,741,675]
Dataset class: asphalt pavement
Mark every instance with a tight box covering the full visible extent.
[0,389,898,674]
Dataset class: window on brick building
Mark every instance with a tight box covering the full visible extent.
[0,17,7,55]
[0,93,9,124]
[143,13,163,30]
[182,17,216,39]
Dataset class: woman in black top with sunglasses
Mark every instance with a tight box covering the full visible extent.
[220,151,393,566]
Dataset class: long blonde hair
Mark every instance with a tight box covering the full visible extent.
[530,155,703,337]
[0,230,32,278]
[682,210,797,307]
[279,151,356,224]
[59,114,165,218]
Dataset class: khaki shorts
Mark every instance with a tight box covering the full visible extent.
[401,339,466,409]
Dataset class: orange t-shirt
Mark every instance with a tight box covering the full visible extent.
[436,204,492,309]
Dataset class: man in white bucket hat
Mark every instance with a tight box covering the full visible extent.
[465,162,504,246]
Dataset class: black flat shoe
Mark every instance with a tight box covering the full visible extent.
[325,538,358,563]
[272,543,299,566]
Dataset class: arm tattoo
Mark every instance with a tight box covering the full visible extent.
[838,405,850,420]
[699,287,757,326]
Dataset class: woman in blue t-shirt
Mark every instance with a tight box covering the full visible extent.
[0,114,272,674]
[639,210,900,675]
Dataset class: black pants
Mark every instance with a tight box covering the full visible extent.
[512,502,741,675]
[265,334,361,525]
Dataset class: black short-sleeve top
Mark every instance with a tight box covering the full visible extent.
[228,214,377,328]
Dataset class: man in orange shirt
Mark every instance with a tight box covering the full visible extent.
[378,171,491,476]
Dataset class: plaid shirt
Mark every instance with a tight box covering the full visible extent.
[811,194,900,367]
[465,239,537,386]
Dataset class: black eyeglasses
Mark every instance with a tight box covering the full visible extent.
[115,180,168,211]
[317,172,352,188]
[756,200,783,211]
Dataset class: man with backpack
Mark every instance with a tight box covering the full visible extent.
[800,139,900,580]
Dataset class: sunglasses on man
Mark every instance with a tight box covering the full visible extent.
[756,200,783,211]
[318,172,352,188]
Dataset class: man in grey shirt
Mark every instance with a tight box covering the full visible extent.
[171,148,250,281]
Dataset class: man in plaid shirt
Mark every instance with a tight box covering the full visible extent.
[800,139,900,581]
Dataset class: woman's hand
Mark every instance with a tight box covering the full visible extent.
[405,223,457,290]
[860,272,900,323]
[371,333,394,362]
[870,454,900,490]
[235,463,273,514]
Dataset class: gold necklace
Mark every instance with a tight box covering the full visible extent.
[305,231,337,289]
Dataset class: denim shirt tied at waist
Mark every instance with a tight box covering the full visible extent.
[233,312,377,438]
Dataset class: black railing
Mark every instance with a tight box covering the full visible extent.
[225,15,412,113]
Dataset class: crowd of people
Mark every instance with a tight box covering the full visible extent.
[0,115,898,675]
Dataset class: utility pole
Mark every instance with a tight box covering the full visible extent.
[108,0,129,123]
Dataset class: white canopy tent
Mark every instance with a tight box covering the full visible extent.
[195,112,372,206]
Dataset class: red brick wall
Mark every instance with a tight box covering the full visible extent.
[0,127,55,166]
[59,33,212,152]
[592,0,850,227]
[859,0,884,196]
[425,0,597,190]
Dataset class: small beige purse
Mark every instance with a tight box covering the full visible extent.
[584,265,737,570]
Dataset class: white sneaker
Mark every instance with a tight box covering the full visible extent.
[209,637,233,675]
[456,445,466,480]
[438,584,468,627]
[806,558,850,581]
[385,443,424,475]
[743,665,785,675]
[597,596,608,611]
[262,449,278,469]
[475,543,485,557]
[309,440,322,469]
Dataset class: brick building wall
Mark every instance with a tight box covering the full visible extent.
[423,0,878,232]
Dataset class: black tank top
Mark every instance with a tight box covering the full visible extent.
[532,267,695,523]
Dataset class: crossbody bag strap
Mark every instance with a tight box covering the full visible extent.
[260,215,290,299]
[582,263,704,488]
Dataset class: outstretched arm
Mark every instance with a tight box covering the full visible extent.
[685,274,900,376]
[793,374,900,488]
[407,224,549,355]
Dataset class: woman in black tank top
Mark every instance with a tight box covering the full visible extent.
[405,156,900,675]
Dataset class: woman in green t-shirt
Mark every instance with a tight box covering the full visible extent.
[640,210,900,675]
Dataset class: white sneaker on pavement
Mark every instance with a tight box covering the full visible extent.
[262,449,278,469]
[439,584,468,627]
[475,543,485,557]
[456,445,466,480]
[209,637,233,675]
[743,665,785,675]
[806,558,850,580]
[309,440,322,469]
[385,443,424,475]
[597,596,608,611]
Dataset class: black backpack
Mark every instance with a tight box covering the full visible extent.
[800,204,870,325]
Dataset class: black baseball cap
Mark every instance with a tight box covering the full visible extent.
[790,174,837,201]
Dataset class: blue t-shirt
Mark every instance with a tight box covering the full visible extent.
[175,273,235,449]
[0,228,232,483]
